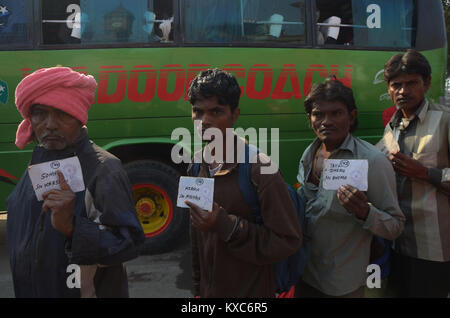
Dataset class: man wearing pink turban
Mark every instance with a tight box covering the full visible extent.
[6,67,144,298]
[14,66,97,149]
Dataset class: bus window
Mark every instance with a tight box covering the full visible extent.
[41,0,174,45]
[243,0,306,43]
[0,0,32,48]
[315,0,415,48]
[183,0,306,44]
[42,0,81,45]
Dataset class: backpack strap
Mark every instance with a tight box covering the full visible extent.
[237,144,263,224]
[192,162,200,177]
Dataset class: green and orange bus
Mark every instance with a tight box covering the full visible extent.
[0,0,447,253]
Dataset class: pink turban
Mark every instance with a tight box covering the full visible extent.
[14,66,97,149]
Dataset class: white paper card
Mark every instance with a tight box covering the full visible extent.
[177,176,214,211]
[322,159,368,191]
[28,156,85,201]
[375,130,400,156]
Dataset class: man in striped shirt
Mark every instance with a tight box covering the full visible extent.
[382,49,450,297]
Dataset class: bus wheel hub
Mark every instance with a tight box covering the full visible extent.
[137,198,156,217]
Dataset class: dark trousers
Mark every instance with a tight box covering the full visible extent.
[295,280,365,298]
[388,251,450,298]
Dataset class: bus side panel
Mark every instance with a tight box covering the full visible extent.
[0,47,446,210]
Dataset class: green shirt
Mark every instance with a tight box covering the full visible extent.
[297,133,405,296]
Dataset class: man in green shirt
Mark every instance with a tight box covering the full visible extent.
[296,78,405,297]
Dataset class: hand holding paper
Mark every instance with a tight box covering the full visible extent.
[42,170,75,238]
[186,201,220,232]
[177,176,214,211]
[28,156,85,201]
[178,176,219,232]
[337,184,370,220]
[322,159,368,191]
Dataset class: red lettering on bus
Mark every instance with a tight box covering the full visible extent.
[246,64,273,100]
[330,65,353,88]
[303,65,329,97]
[97,66,127,104]
[128,65,157,103]
[157,64,185,101]
[20,64,354,104]
[271,64,302,100]
[184,64,211,100]
[303,64,353,97]
[20,68,32,78]
[223,64,245,98]
[71,66,87,75]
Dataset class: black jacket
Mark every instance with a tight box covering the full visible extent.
[6,128,145,297]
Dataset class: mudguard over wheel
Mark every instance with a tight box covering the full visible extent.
[124,160,189,254]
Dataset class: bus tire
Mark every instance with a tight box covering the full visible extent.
[124,160,189,255]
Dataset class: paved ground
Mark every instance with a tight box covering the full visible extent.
[0,216,12,298]
[126,242,193,298]
[0,215,194,298]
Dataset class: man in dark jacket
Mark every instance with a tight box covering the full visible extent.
[6,66,145,298]
[185,69,302,297]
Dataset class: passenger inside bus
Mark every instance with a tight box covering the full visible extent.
[40,0,174,45]
[241,0,306,43]
[315,0,353,45]
[42,0,81,45]
[316,0,414,47]
[318,15,342,44]
[147,0,174,42]
[104,4,135,42]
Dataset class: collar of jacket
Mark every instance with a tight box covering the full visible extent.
[308,133,356,158]
[389,99,429,129]
[191,133,251,177]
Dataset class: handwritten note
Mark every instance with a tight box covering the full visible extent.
[177,176,214,211]
[322,159,368,191]
[28,156,85,201]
